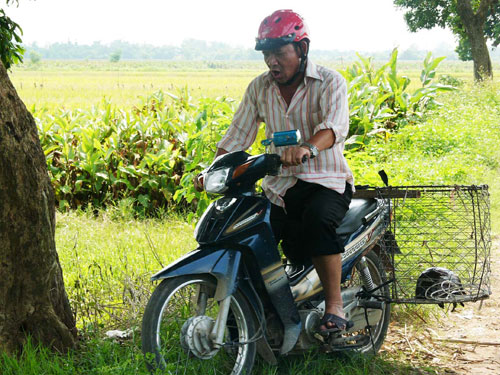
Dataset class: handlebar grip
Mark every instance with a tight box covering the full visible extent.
[269,153,308,172]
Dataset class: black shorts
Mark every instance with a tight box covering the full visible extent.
[270,179,352,263]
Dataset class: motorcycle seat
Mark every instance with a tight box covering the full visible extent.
[336,199,378,237]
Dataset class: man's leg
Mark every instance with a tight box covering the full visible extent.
[312,253,344,329]
[280,180,352,329]
[300,182,352,330]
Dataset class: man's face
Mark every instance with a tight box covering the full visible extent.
[263,43,300,85]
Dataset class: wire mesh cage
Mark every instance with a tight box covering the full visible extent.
[376,185,491,305]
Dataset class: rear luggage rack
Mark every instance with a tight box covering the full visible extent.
[359,185,491,305]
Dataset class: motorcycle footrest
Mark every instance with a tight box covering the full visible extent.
[358,300,385,309]
[327,335,371,351]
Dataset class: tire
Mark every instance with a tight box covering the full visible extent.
[347,250,391,354]
[141,275,257,375]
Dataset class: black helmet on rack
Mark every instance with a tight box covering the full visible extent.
[415,267,465,308]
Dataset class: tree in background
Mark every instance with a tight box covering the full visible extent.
[394,0,499,81]
[109,49,121,63]
[0,0,77,353]
[29,50,41,64]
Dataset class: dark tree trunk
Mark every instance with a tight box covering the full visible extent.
[0,62,76,354]
[469,27,493,81]
[457,0,494,80]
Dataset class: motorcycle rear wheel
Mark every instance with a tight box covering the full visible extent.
[141,275,256,375]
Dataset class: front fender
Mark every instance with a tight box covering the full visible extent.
[151,248,241,301]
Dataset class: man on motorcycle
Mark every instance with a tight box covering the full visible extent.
[199,9,354,332]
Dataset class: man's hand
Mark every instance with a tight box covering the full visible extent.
[193,173,204,192]
[193,148,228,192]
[281,146,310,167]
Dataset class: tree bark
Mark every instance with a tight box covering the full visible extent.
[457,0,494,80]
[0,62,76,354]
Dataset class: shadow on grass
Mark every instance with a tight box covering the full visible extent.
[254,351,443,375]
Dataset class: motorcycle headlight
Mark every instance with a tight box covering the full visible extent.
[204,167,230,194]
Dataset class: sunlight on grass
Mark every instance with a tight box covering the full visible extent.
[56,211,196,330]
[10,59,499,110]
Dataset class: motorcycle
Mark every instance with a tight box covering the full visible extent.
[141,133,394,374]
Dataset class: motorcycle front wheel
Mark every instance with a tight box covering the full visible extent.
[141,275,256,375]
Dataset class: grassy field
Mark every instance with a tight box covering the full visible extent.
[2,60,500,374]
[10,60,265,109]
[10,69,260,109]
[1,213,448,374]
[10,59,500,110]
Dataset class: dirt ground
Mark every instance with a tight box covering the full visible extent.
[382,237,500,374]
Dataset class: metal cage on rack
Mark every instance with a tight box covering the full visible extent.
[371,185,491,305]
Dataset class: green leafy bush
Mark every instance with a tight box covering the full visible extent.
[348,82,500,189]
[36,51,450,217]
[438,74,464,87]
[37,88,236,217]
[109,50,121,63]
[342,49,455,149]
[29,51,41,64]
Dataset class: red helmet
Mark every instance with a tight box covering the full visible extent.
[255,9,310,51]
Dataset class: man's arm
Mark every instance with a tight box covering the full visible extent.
[315,73,349,145]
[307,129,335,150]
[216,80,260,153]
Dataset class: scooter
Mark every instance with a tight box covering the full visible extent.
[141,132,394,374]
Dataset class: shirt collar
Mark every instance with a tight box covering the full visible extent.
[304,60,322,82]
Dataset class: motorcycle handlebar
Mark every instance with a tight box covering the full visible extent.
[276,153,309,167]
[280,155,309,165]
[194,151,310,192]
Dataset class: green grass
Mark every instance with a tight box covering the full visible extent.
[9,59,500,110]
[0,337,146,375]
[10,69,262,110]
[55,209,197,330]
[0,209,452,374]
[10,60,269,110]
[0,338,445,375]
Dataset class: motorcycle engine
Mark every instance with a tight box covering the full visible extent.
[293,310,323,350]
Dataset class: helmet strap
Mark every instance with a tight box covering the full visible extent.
[297,42,307,73]
[282,43,308,86]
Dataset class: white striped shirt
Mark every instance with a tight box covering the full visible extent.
[217,60,354,207]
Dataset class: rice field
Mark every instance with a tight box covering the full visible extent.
[10,59,499,110]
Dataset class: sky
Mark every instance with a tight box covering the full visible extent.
[3,0,457,52]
